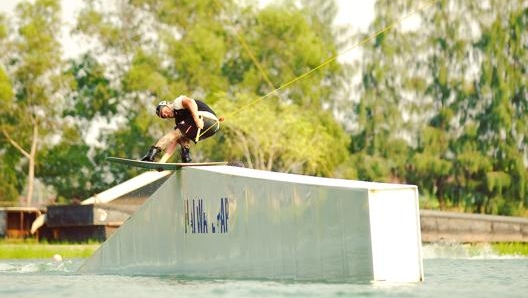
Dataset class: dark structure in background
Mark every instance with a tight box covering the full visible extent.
[0,207,43,239]
[40,204,124,242]
[0,171,171,243]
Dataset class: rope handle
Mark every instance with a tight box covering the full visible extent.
[195,115,224,142]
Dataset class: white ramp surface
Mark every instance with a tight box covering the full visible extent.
[79,166,423,282]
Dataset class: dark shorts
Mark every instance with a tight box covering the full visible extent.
[176,111,220,143]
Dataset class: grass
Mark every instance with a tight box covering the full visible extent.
[491,242,528,256]
[0,239,101,259]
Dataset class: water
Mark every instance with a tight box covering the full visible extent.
[1,244,527,298]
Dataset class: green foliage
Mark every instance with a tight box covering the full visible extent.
[37,142,93,203]
[0,67,12,102]
[468,2,528,214]
[210,92,347,176]
[346,0,528,215]
[0,0,66,206]
[354,154,393,182]
[250,4,341,107]
[491,242,528,257]
[65,54,119,119]
[0,162,19,202]
[123,50,169,96]
[0,66,21,201]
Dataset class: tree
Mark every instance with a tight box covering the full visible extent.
[0,0,66,206]
[344,0,420,183]
[470,2,528,214]
[232,3,342,108]
[209,2,348,174]
[0,17,20,202]
[347,0,528,214]
[210,92,348,176]
[451,123,492,211]
[410,127,452,209]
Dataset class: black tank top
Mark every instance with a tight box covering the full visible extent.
[173,100,216,124]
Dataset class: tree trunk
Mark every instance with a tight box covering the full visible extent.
[26,123,39,206]
[1,122,38,206]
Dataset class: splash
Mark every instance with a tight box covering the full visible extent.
[0,258,82,273]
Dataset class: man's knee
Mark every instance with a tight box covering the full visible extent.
[157,130,183,148]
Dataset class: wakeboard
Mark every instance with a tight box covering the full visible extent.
[106,156,227,170]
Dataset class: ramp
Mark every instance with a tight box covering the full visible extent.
[81,170,172,205]
[78,166,424,282]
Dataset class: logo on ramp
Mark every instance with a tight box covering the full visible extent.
[184,197,229,234]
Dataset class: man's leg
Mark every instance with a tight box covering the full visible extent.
[179,138,192,163]
[158,140,178,163]
[142,130,183,162]
[140,146,162,162]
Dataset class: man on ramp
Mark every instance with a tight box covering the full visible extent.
[141,95,221,163]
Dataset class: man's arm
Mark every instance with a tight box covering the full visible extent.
[181,96,204,129]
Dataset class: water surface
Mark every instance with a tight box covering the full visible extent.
[1,244,527,298]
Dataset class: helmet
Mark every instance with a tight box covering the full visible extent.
[155,101,169,117]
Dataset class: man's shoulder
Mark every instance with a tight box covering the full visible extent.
[196,100,215,114]
[172,95,186,109]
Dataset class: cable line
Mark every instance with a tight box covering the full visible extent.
[198,0,436,140]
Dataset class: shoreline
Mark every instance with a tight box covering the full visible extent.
[0,242,100,259]
[1,241,527,260]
